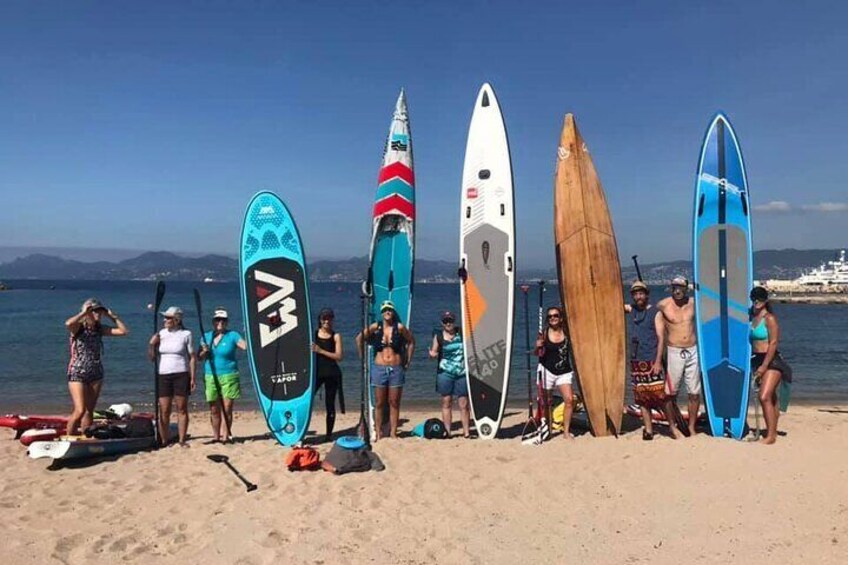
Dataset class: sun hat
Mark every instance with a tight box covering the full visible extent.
[83,298,107,311]
[160,306,183,318]
[630,280,649,294]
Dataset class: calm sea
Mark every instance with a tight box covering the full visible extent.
[0,280,845,412]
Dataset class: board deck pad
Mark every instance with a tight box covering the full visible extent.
[460,83,515,440]
[240,191,313,446]
[554,114,625,437]
[366,90,415,437]
[693,114,752,439]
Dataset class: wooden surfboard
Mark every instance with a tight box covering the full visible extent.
[553,114,625,437]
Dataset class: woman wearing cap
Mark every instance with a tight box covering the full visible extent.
[311,308,344,442]
[750,286,792,445]
[355,300,415,440]
[64,298,129,435]
[198,308,246,444]
[534,306,575,439]
[428,311,470,438]
[148,306,196,447]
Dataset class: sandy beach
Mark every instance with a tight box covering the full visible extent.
[2,405,846,564]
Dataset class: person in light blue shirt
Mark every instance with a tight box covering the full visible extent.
[198,308,246,444]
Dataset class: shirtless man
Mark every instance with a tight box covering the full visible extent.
[656,276,700,436]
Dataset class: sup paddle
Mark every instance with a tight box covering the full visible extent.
[523,280,550,445]
[193,289,232,442]
[748,377,761,441]
[207,454,257,492]
[357,293,371,447]
[152,281,166,448]
[519,284,538,441]
[631,255,644,282]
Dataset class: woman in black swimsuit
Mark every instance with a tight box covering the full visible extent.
[311,308,344,442]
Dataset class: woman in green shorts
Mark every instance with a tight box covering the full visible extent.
[198,308,246,443]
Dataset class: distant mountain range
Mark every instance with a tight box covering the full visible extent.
[0,248,842,283]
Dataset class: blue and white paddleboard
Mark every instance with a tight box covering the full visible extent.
[240,191,313,446]
[693,113,753,439]
[365,90,415,437]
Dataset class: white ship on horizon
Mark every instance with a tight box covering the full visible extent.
[795,250,848,286]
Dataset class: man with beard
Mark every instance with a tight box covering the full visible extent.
[657,276,700,436]
[626,281,668,440]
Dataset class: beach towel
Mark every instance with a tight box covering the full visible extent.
[631,359,666,410]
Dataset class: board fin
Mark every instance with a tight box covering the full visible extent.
[482,92,490,107]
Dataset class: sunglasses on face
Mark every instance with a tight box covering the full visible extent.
[442,319,455,324]
[213,318,227,323]
[547,314,560,320]
[164,316,174,321]
[321,317,333,322]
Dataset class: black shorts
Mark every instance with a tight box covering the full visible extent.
[158,372,191,398]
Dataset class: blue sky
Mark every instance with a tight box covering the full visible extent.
[1,1,846,268]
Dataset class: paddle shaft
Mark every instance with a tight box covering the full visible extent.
[358,293,371,446]
[225,460,257,492]
[520,285,532,418]
[631,255,644,282]
[193,289,231,439]
[152,281,165,448]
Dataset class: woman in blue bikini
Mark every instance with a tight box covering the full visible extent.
[750,286,791,445]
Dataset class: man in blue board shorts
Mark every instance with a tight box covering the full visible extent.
[656,276,701,437]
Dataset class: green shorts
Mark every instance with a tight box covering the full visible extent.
[205,373,241,402]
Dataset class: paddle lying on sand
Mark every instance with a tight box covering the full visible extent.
[153,281,166,448]
[193,288,232,441]
[207,454,257,492]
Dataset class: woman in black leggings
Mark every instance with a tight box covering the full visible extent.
[311,308,344,442]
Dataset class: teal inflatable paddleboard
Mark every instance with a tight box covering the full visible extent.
[240,191,313,446]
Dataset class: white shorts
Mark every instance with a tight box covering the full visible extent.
[665,345,702,396]
[538,365,573,389]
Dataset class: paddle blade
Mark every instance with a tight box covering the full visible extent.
[207,454,228,463]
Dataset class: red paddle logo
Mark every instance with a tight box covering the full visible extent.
[255,270,298,347]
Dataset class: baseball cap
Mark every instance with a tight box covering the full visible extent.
[160,306,183,319]
[750,286,769,302]
[671,276,688,287]
[380,300,396,312]
[441,311,456,323]
[212,308,228,319]
[630,280,649,293]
